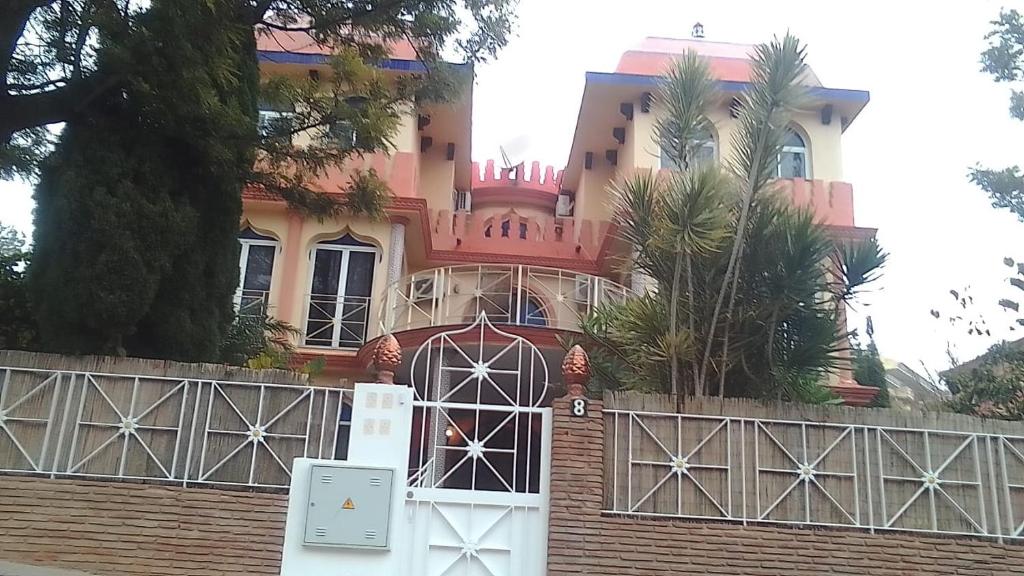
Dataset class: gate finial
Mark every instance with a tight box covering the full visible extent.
[561,345,591,397]
[372,334,402,384]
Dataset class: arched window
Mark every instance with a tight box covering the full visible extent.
[236,227,278,316]
[659,126,716,171]
[305,234,378,348]
[777,129,809,179]
[517,294,547,327]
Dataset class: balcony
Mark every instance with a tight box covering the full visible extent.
[234,289,271,318]
[302,294,372,349]
[777,178,855,227]
[382,265,635,335]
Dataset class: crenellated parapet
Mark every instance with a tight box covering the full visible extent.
[430,209,609,264]
[472,160,564,201]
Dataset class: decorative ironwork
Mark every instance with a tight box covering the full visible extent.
[383,265,634,334]
[0,366,353,488]
[303,294,371,348]
[407,314,551,494]
[604,409,1024,541]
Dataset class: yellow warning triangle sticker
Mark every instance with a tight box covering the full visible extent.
[342,498,355,510]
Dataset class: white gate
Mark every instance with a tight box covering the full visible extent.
[403,314,552,576]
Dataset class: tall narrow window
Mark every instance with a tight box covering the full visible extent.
[659,127,716,171]
[237,228,277,316]
[304,234,377,348]
[777,129,809,179]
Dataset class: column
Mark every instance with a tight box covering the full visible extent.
[277,212,305,327]
[384,221,406,331]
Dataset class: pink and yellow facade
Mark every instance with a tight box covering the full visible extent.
[240,35,877,404]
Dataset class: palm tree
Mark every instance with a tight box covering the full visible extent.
[574,34,887,403]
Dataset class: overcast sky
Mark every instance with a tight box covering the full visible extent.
[2,0,1022,378]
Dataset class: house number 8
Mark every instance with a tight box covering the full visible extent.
[570,397,587,417]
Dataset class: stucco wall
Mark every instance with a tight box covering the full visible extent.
[631,103,844,182]
[239,205,394,349]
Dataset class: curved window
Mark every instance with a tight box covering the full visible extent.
[236,227,278,317]
[777,129,809,179]
[659,126,716,171]
[305,234,377,348]
[517,294,547,327]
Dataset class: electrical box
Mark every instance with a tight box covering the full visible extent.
[303,464,395,549]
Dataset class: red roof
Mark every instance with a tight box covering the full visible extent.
[615,37,820,85]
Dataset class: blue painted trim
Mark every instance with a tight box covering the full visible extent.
[585,71,870,103]
[258,50,446,73]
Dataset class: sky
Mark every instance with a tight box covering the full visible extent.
[2,0,1022,378]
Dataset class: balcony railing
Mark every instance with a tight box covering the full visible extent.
[382,265,635,334]
[233,289,271,318]
[303,294,371,349]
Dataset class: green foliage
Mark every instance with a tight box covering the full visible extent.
[946,342,1024,420]
[221,314,326,376]
[853,339,890,408]
[30,0,257,360]
[577,35,885,404]
[970,8,1024,222]
[0,223,37,349]
[3,0,517,186]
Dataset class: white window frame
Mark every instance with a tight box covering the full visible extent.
[303,241,379,348]
[236,235,279,315]
[776,131,810,179]
[658,136,717,171]
[453,189,472,213]
[257,110,294,140]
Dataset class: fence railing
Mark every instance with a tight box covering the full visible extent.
[604,409,1024,541]
[382,264,634,334]
[0,366,352,488]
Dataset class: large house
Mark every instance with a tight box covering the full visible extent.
[241,33,878,404]
[10,32,1021,576]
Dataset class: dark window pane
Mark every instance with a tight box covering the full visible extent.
[243,244,275,292]
[311,250,343,296]
[345,252,375,298]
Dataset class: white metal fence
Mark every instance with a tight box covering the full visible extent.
[0,366,352,488]
[382,265,634,334]
[604,409,1024,541]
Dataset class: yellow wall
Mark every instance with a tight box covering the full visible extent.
[575,160,614,229]
[239,204,394,346]
[393,106,419,154]
[630,103,844,181]
[419,144,456,210]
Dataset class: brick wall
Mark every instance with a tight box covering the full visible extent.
[0,476,286,576]
[547,396,1024,576]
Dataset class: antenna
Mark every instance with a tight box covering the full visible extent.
[497,133,531,179]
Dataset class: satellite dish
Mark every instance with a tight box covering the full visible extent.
[498,134,532,179]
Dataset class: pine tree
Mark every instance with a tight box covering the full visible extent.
[30,0,257,360]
